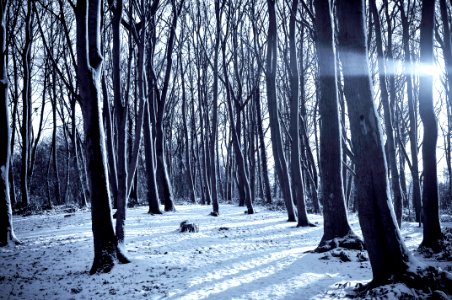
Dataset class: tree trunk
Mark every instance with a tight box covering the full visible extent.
[152,1,181,212]
[109,0,128,246]
[102,76,118,209]
[209,0,221,216]
[255,87,272,204]
[370,0,404,227]
[289,0,311,227]
[314,0,355,244]
[143,101,162,214]
[51,64,62,205]
[439,0,452,214]
[75,0,129,274]
[400,0,422,224]
[0,0,20,246]
[20,0,33,208]
[266,0,296,222]
[418,0,442,251]
[180,55,195,203]
[337,0,417,285]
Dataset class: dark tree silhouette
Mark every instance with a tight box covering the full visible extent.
[0,0,20,247]
[75,0,129,274]
[418,0,443,251]
[336,0,450,291]
[313,0,360,249]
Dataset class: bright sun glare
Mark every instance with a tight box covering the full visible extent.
[414,62,441,76]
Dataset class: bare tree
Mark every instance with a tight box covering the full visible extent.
[20,0,33,208]
[337,0,418,287]
[0,0,20,246]
[418,0,442,250]
[369,0,404,226]
[288,0,311,227]
[266,0,296,222]
[313,0,360,249]
[75,0,130,274]
[399,0,422,224]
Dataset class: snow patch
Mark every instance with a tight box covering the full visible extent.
[0,204,449,299]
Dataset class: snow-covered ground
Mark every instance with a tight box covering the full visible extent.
[0,204,449,299]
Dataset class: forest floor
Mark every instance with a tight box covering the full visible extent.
[0,203,451,300]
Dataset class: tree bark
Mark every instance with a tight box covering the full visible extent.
[400,0,422,224]
[143,101,162,214]
[254,87,272,204]
[109,0,128,246]
[337,0,417,284]
[418,0,442,251]
[209,0,221,216]
[370,0,404,227]
[179,48,195,204]
[0,0,20,246]
[152,1,181,212]
[439,0,452,212]
[75,0,129,274]
[20,0,33,208]
[266,0,296,222]
[314,0,355,243]
[289,0,311,227]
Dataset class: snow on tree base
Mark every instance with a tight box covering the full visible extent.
[418,227,452,263]
[314,234,365,253]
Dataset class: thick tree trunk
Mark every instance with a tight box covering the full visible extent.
[337,0,417,284]
[314,0,355,243]
[266,0,296,222]
[0,0,20,246]
[75,0,129,274]
[418,0,443,251]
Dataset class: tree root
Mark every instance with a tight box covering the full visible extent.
[353,266,452,298]
[314,234,365,253]
[89,246,131,275]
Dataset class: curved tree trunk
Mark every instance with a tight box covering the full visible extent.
[266,0,296,222]
[75,0,129,274]
[152,1,181,212]
[337,0,417,284]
